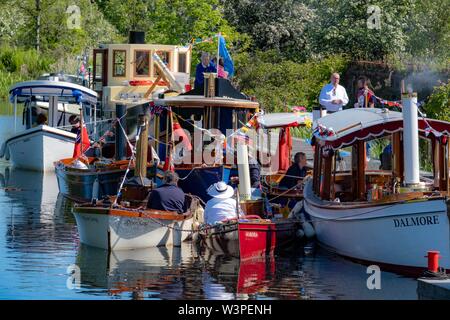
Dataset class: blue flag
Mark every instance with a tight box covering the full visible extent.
[218,35,234,77]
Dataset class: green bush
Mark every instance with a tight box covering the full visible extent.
[233,51,350,113]
[423,81,450,121]
[0,47,54,100]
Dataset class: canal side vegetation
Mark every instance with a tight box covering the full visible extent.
[0,0,448,118]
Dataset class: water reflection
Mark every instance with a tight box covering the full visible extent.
[0,153,419,300]
[0,166,76,252]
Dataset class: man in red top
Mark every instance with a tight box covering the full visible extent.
[69,115,90,158]
[355,76,377,108]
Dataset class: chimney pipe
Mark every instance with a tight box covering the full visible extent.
[402,92,420,186]
[129,31,145,44]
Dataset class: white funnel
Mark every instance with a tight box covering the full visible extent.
[402,92,420,186]
[237,139,251,200]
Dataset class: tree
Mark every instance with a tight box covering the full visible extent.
[404,0,450,67]
[2,0,119,55]
[304,0,412,61]
[221,0,316,61]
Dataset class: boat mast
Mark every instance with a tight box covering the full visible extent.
[135,114,149,183]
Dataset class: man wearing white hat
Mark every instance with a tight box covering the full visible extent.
[204,181,243,225]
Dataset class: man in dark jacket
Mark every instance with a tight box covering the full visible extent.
[194,52,217,89]
[279,152,308,189]
[147,171,186,213]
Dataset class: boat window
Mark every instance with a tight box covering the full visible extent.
[419,136,433,174]
[178,52,187,73]
[331,147,352,201]
[134,50,150,77]
[113,50,126,77]
[154,51,171,76]
[95,52,103,79]
[367,136,392,171]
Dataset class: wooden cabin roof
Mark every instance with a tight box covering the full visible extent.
[154,94,260,109]
[257,112,312,128]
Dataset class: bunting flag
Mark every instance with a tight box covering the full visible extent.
[73,125,90,158]
[172,116,192,151]
[162,153,174,172]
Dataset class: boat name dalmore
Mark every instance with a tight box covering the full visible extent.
[393,215,439,228]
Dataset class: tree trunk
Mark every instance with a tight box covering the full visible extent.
[36,0,41,52]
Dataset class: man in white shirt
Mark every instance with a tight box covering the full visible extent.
[319,73,349,113]
[204,181,243,225]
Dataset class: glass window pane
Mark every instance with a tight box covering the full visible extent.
[135,51,150,76]
[113,50,126,77]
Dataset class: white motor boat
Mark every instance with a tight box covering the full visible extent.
[0,79,98,171]
[303,95,450,274]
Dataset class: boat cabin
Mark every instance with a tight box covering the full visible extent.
[311,107,450,204]
[152,75,260,163]
[92,33,191,111]
[8,79,98,136]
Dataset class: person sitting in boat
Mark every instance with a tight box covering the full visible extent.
[36,113,48,125]
[69,115,81,134]
[194,52,217,89]
[249,154,261,188]
[147,171,186,214]
[354,76,377,108]
[217,57,229,79]
[278,152,308,189]
[204,181,242,225]
[319,73,349,113]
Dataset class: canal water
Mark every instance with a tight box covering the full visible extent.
[0,109,419,300]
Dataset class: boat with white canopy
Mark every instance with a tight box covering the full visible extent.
[256,111,313,211]
[0,78,98,171]
[303,93,450,274]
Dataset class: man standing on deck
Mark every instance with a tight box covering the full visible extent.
[319,73,349,113]
[194,52,217,89]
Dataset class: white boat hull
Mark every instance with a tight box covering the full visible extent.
[73,211,193,250]
[303,180,450,271]
[5,125,75,172]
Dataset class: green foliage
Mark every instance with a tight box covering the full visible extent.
[234,51,350,112]
[423,81,450,121]
[304,0,412,61]
[97,0,245,73]
[1,0,120,55]
[0,47,54,100]
[221,0,316,61]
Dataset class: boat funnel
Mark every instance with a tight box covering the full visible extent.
[129,31,145,44]
[401,91,420,186]
[237,137,252,200]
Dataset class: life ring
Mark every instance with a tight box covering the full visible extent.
[129,80,153,86]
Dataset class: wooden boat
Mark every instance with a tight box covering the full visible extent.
[196,215,301,260]
[303,94,450,274]
[72,115,202,250]
[149,75,260,202]
[55,157,158,203]
[256,111,313,209]
[73,198,197,250]
[0,79,98,171]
